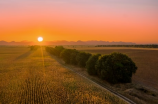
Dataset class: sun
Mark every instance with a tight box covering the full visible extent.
[38,37,43,42]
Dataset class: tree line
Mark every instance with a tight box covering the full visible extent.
[96,45,158,48]
[46,46,137,84]
[29,45,40,50]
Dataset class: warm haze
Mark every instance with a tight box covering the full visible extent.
[0,0,158,44]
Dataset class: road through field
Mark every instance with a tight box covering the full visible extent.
[0,47,127,104]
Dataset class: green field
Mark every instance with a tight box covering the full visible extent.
[66,46,158,90]
[0,46,126,104]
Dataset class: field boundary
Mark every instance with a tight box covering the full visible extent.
[50,55,136,104]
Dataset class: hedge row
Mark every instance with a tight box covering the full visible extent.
[29,45,40,51]
[96,45,158,48]
[46,46,137,84]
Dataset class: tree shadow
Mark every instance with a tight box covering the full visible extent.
[14,51,34,61]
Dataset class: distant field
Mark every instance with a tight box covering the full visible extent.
[0,46,126,104]
[66,46,158,90]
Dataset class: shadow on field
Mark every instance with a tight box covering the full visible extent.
[14,51,34,61]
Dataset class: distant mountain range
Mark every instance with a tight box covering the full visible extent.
[0,40,136,45]
[0,41,35,46]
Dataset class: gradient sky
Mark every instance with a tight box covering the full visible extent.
[0,0,158,44]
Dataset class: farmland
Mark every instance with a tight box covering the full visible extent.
[0,46,126,104]
[66,46,158,90]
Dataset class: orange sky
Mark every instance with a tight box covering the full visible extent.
[0,0,158,44]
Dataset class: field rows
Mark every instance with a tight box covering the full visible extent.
[0,47,126,104]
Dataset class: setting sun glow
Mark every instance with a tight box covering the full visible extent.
[38,37,43,42]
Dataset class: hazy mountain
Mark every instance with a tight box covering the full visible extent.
[0,40,136,45]
[0,40,35,45]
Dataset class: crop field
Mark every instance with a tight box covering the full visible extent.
[66,46,158,90]
[0,46,127,104]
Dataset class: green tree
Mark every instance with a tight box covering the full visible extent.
[86,54,101,75]
[96,52,137,84]
[76,52,92,68]
[54,46,65,57]
[45,47,57,55]
[95,55,109,79]
[70,49,79,65]
[60,49,74,64]
[30,45,39,51]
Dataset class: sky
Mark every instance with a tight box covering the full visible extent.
[0,0,158,44]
